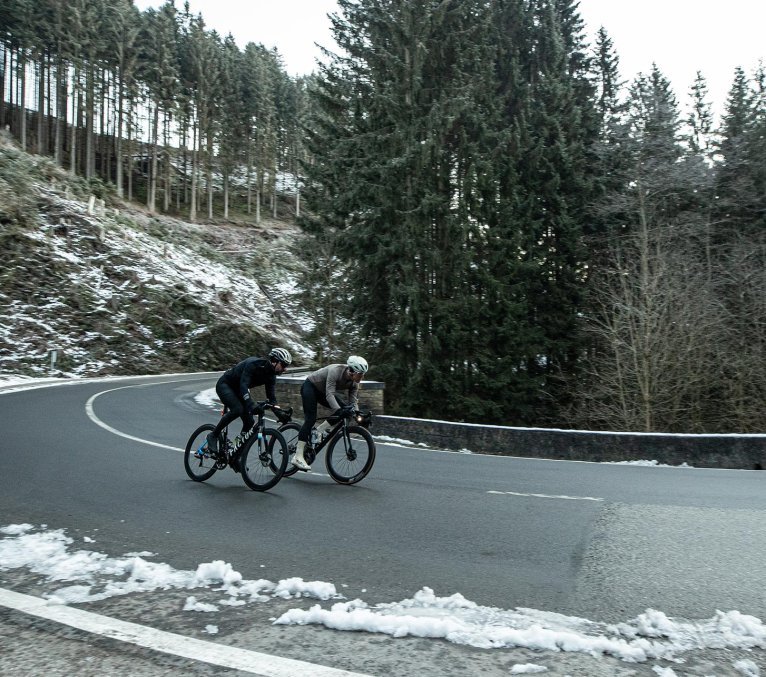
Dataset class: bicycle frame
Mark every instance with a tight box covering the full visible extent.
[221,403,284,456]
[310,417,346,454]
[303,412,366,462]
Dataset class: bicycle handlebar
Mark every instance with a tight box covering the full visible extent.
[254,402,293,423]
[259,402,371,429]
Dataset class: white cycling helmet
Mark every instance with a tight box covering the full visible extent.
[346,355,368,374]
[269,347,292,365]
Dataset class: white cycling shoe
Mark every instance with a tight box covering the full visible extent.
[293,456,311,471]
[292,442,311,471]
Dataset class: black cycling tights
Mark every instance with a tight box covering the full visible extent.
[211,381,254,437]
[298,380,346,442]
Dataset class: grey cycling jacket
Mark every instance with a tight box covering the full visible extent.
[306,364,360,411]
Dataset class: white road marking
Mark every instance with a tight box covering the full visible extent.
[85,383,330,474]
[488,490,604,502]
[85,381,194,452]
[0,588,371,677]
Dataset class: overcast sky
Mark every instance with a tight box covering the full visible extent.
[134,0,765,118]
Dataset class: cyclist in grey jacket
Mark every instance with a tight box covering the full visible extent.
[293,355,368,470]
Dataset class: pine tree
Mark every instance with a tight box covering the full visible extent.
[686,71,715,156]
[105,0,140,195]
[182,15,219,221]
[218,34,245,219]
[503,0,597,422]
[137,1,181,212]
[715,65,764,239]
[304,0,498,418]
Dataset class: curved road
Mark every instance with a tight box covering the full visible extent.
[1,374,764,675]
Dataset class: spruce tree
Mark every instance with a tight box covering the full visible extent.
[504,0,597,422]
[304,0,500,418]
[715,65,764,240]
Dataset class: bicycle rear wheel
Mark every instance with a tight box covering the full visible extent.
[240,428,288,491]
[184,424,219,482]
[326,425,376,485]
[277,422,301,477]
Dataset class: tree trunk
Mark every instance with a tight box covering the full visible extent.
[223,170,229,219]
[149,102,159,212]
[37,55,46,155]
[127,110,133,201]
[206,130,214,220]
[0,43,6,128]
[85,65,94,179]
[272,178,277,219]
[116,75,124,197]
[189,118,198,222]
[19,55,27,151]
[246,145,253,215]
[70,68,78,176]
[178,122,186,211]
[163,111,171,213]
[54,60,65,166]
[99,68,108,179]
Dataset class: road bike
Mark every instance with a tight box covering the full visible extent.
[184,402,291,491]
[278,408,376,485]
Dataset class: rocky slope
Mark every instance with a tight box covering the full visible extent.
[0,133,312,378]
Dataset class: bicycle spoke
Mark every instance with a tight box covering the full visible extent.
[240,428,288,491]
[326,425,375,485]
[184,425,219,482]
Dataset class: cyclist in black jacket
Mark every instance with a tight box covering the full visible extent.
[206,348,292,469]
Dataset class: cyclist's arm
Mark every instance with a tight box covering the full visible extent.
[239,361,256,408]
[348,381,360,408]
[264,371,277,405]
[325,368,342,410]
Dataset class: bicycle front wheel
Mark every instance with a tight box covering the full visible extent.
[240,428,288,491]
[184,424,219,482]
[326,425,376,485]
[277,422,301,477]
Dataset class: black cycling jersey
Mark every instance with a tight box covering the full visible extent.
[220,356,277,406]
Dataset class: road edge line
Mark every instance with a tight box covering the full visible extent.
[0,587,371,677]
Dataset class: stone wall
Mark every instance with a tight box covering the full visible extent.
[373,415,766,470]
[265,374,765,470]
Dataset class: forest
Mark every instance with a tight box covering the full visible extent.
[1,0,764,433]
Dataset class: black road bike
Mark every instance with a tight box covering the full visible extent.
[184,402,291,491]
[278,408,376,485]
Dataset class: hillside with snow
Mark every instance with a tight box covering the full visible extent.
[0,133,313,378]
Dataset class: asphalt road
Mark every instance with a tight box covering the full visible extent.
[1,373,764,676]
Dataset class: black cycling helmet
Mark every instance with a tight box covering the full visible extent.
[269,347,292,365]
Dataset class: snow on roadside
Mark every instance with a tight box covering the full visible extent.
[0,524,763,667]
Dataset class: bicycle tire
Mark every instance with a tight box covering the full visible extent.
[326,425,376,485]
[277,422,301,477]
[239,427,288,491]
[184,423,219,482]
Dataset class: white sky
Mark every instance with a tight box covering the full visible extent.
[1,523,764,672]
[133,0,766,118]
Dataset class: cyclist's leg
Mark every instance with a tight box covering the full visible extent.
[298,380,319,442]
[294,380,321,470]
[230,404,255,471]
[208,381,243,453]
